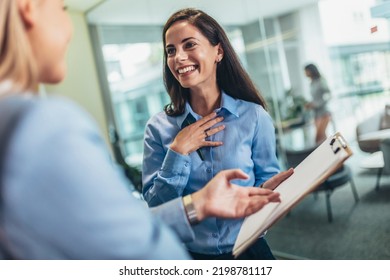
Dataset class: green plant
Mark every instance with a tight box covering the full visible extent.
[121,163,142,193]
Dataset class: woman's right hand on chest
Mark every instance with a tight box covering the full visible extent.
[170,112,225,155]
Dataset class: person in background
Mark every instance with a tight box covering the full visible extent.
[0,0,293,260]
[304,63,332,144]
[142,8,282,260]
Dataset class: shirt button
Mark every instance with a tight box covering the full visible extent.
[206,168,212,173]
[184,163,189,167]
[212,233,218,238]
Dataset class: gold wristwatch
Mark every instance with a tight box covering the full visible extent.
[183,194,199,225]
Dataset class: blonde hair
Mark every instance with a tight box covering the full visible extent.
[0,0,38,93]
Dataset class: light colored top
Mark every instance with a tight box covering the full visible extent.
[142,92,280,254]
[1,95,192,259]
[310,77,331,118]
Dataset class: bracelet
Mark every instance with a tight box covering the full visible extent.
[183,194,199,225]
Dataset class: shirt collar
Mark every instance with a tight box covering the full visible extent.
[176,91,239,128]
[219,91,239,118]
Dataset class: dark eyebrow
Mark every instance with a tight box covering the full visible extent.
[182,37,198,43]
[165,37,199,48]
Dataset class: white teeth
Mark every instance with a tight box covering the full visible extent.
[178,66,195,74]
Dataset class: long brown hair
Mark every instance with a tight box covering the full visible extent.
[304,63,321,80]
[0,0,38,93]
[162,8,267,116]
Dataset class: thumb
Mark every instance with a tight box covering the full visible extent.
[221,169,249,182]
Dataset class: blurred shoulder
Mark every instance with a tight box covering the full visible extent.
[10,96,103,149]
[26,96,98,131]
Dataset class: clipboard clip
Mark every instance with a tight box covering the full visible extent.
[329,134,347,154]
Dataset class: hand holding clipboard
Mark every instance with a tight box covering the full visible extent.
[233,132,353,257]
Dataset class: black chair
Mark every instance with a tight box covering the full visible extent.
[375,138,390,191]
[284,147,359,222]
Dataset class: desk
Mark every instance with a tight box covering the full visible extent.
[280,117,307,131]
[358,129,390,141]
[278,120,316,151]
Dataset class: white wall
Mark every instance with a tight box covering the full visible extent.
[45,11,110,146]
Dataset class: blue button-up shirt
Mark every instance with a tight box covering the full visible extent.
[2,95,192,259]
[142,92,280,254]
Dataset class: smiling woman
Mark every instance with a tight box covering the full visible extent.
[142,8,281,260]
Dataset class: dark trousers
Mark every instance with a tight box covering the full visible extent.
[189,238,275,260]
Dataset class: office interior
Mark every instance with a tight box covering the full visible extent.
[58,0,390,259]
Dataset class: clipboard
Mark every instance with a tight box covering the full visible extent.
[233,132,353,257]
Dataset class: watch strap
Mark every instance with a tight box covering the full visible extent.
[183,194,199,225]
